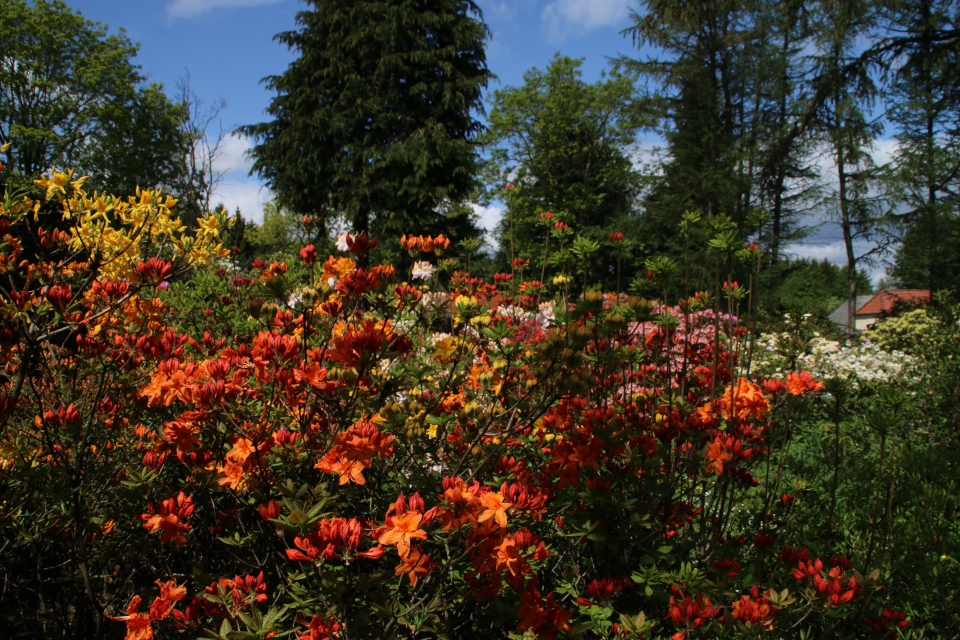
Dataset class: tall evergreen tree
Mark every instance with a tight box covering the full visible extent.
[748,0,821,267]
[620,1,750,227]
[809,0,883,328]
[239,0,492,249]
[619,0,821,298]
[882,0,960,290]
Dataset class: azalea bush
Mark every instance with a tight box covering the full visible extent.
[1,162,954,639]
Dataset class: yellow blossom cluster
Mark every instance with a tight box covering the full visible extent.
[30,172,231,281]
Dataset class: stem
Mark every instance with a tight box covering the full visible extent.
[829,393,842,543]
[541,233,550,283]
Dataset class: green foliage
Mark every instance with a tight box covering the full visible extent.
[245,201,304,258]
[480,55,645,289]
[239,0,492,242]
[0,0,186,194]
[880,0,960,293]
[762,258,873,317]
[750,310,960,637]
[889,211,960,290]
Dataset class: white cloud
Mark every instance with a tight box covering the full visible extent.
[471,203,504,251]
[211,179,272,224]
[166,0,284,20]
[786,240,888,286]
[471,203,503,233]
[871,137,900,168]
[212,133,256,179]
[542,0,631,40]
[484,1,514,21]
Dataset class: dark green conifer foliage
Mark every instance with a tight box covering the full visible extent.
[809,0,882,328]
[239,0,492,247]
[882,0,960,291]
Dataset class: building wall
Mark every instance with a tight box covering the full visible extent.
[855,314,880,331]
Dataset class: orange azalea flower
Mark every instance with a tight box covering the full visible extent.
[494,536,524,576]
[316,457,366,485]
[786,370,824,395]
[321,255,356,282]
[705,440,733,475]
[163,420,200,452]
[259,260,288,280]
[478,484,513,529]
[695,402,715,424]
[225,438,257,464]
[109,595,153,640]
[149,579,187,621]
[378,510,427,558]
[400,234,424,255]
[394,546,433,586]
[217,460,255,491]
[140,493,194,547]
[731,593,774,627]
[294,362,337,390]
[717,378,769,422]
[298,615,342,640]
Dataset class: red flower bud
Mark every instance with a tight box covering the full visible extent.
[258,501,280,521]
[299,244,317,267]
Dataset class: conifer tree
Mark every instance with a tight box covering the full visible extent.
[882,0,960,290]
[809,0,882,328]
[239,0,492,247]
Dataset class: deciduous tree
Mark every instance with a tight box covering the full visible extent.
[0,0,185,194]
[480,55,645,288]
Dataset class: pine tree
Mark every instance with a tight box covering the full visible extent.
[809,0,882,328]
[239,0,492,249]
[749,0,821,267]
[882,0,960,290]
[620,1,749,225]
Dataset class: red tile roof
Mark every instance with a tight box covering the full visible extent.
[856,289,930,315]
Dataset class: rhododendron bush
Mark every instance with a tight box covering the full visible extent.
[0,166,950,639]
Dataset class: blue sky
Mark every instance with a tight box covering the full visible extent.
[64,0,893,282]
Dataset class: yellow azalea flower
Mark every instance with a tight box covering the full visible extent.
[433,337,465,360]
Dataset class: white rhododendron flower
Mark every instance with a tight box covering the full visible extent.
[412,261,436,280]
[536,301,557,326]
[420,291,448,309]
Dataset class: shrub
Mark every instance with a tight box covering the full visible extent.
[3,165,954,639]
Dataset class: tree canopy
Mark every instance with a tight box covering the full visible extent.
[239,0,493,247]
[480,55,646,288]
[0,0,186,194]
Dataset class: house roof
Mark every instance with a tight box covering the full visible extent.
[828,295,875,326]
[856,289,930,315]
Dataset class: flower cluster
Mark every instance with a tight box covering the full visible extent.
[752,332,919,390]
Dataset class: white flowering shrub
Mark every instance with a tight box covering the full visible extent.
[751,317,921,391]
